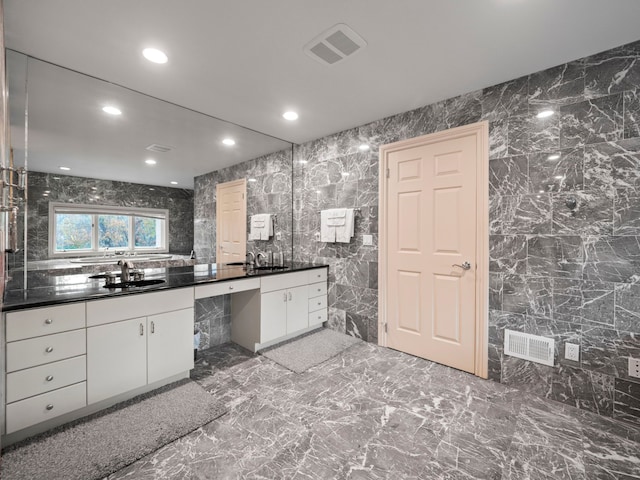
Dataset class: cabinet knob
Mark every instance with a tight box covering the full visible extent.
[46,375,54,382]
[45,346,54,353]
[46,404,54,411]
[45,318,53,325]
[318,302,321,306]
[229,286,234,290]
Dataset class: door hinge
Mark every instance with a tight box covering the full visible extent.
[386,168,390,179]
[242,193,245,199]
[384,322,388,333]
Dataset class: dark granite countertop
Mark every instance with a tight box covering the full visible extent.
[3,262,329,312]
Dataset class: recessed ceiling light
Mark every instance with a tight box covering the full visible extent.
[43,193,49,197]
[536,109,555,119]
[341,172,350,177]
[170,181,178,185]
[149,188,155,191]
[94,196,100,200]
[548,154,561,160]
[145,159,157,165]
[358,144,370,151]
[316,190,321,194]
[102,106,122,116]
[539,190,545,194]
[142,48,168,64]
[248,178,257,182]
[283,111,299,121]
[59,166,70,171]
[554,175,565,180]
[299,160,308,164]
[53,176,60,180]
[44,190,50,194]
[222,138,236,146]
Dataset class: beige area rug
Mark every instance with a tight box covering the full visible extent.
[1,379,226,480]
[260,328,361,373]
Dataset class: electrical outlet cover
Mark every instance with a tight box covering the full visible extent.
[363,234,373,246]
[565,343,580,362]
[629,357,640,378]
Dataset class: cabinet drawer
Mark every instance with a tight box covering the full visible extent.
[308,295,327,313]
[6,356,86,403]
[309,308,328,326]
[195,278,260,299]
[6,303,86,342]
[86,287,194,326]
[261,271,308,293]
[6,382,87,434]
[307,268,328,284]
[308,281,328,298]
[6,329,87,373]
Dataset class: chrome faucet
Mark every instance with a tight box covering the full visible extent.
[256,252,267,267]
[118,259,134,282]
[246,252,255,267]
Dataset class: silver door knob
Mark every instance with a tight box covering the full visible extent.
[452,261,471,270]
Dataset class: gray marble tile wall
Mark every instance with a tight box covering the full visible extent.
[193,148,292,263]
[194,294,231,350]
[21,172,194,264]
[292,39,640,425]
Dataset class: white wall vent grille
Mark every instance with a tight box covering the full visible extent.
[504,330,555,366]
[304,23,367,66]
[145,143,173,153]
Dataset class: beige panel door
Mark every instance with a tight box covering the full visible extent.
[216,179,247,263]
[384,129,480,373]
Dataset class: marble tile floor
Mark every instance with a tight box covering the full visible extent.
[107,339,640,479]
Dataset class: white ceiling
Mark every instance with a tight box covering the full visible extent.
[4,0,640,187]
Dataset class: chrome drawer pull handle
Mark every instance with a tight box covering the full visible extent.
[45,318,53,325]
[46,404,54,411]
[151,321,155,334]
[45,346,54,353]
[46,375,54,382]
[140,323,144,336]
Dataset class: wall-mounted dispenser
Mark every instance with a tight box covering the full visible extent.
[1,150,28,253]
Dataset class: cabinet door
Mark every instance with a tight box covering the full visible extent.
[286,285,309,334]
[87,317,147,404]
[260,290,287,343]
[147,308,194,384]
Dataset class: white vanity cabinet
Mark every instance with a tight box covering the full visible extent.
[85,288,194,404]
[231,267,329,352]
[260,285,308,342]
[4,303,87,434]
[260,271,310,343]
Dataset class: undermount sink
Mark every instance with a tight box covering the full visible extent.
[103,279,166,289]
[252,266,289,271]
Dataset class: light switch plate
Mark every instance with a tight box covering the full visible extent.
[363,234,373,246]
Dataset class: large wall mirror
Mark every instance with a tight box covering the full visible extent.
[5,50,294,275]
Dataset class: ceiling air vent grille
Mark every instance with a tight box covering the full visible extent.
[145,143,173,153]
[304,23,367,66]
[504,330,555,366]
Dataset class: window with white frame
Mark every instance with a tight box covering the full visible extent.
[49,203,169,257]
